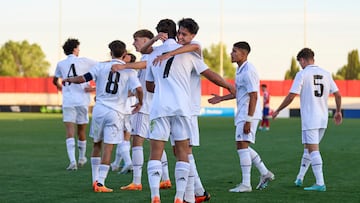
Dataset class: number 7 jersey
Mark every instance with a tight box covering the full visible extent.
[290,65,339,130]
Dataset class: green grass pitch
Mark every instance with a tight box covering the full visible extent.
[0,113,359,203]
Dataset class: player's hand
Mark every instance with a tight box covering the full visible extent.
[243,122,251,134]
[153,54,171,66]
[208,94,222,104]
[333,111,342,125]
[272,110,279,119]
[111,64,126,72]
[156,32,168,42]
[131,103,142,114]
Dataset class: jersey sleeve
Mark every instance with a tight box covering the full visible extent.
[244,69,259,93]
[290,71,303,94]
[192,55,208,75]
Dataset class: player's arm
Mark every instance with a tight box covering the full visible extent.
[153,43,201,66]
[111,61,147,72]
[140,32,168,54]
[272,93,297,119]
[208,93,236,105]
[62,73,92,84]
[52,77,62,91]
[146,81,155,93]
[201,69,236,96]
[333,91,342,125]
[131,87,143,114]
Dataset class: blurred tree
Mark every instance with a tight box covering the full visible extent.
[333,49,360,80]
[203,43,235,79]
[0,40,50,77]
[284,57,300,79]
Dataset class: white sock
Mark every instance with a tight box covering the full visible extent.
[310,151,324,185]
[132,146,144,184]
[189,154,205,196]
[175,161,190,201]
[249,147,268,175]
[238,148,252,187]
[91,157,101,183]
[147,160,162,199]
[66,138,76,163]
[112,144,122,167]
[120,141,132,166]
[184,155,195,202]
[161,150,170,181]
[297,149,311,180]
[98,164,110,185]
[78,140,86,160]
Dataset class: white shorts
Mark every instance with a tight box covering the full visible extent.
[149,116,191,142]
[131,112,150,139]
[235,120,260,143]
[62,106,89,124]
[170,115,199,146]
[302,128,326,144]
[124,114,132,133]
[89,104,124,144]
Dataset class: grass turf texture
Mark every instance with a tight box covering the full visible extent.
[0,113,359,203]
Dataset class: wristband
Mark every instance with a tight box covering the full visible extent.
[246,115,253,122]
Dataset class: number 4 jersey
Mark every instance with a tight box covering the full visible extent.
[54,54,98,107]
[290,65,339,130]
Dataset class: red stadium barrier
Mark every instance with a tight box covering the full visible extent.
[0,77,359,97]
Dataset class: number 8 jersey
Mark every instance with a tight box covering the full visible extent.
[290,65,339,130]
[89,59,140,114]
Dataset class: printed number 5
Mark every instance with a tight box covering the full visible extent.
[313,75,324,97]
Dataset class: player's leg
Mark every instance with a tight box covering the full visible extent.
[76,106,89,167]
[172,116,192,202]
[111,144,122,171]
[294,147,311,186]
[91,141,102,187]
[147,117,170,202]
[119,116,133,174]
[160,150,172,188]
[304,129,326,191]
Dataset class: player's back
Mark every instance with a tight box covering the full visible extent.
[91,60,139,114]
[296,65,337,129]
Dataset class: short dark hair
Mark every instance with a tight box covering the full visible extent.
[133,29,154,39]
[63,38,79,55]
[156,19,177,39]
[108,40,126,58]
[261,84,267,88]
[233,41,251,54]
[127,53,137,63]
[297,48,314,61]
[178,18,199,34]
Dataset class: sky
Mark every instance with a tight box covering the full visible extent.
[1,0,359,80]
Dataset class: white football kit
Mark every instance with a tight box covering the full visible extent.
[290,65,339,144]
[88,59,141,144]
[146,39,208,142]
[234,61,262,143]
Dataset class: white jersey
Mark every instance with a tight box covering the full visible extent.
[146,39,208,120]
[290,65,339,130]
[89,59,141,114]
[189,41,205,115]
[54,54,97,107]
[137,54,153,114]
[234,61,262,125]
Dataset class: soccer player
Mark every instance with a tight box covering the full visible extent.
[272,48,342,192]
[145,19,235,203]
[111,53,137,174]
[53,38,97,170]
[152,18,212,203]
[118,29,172,191]
[208,41,275,192]
[259,84,270,131]
[62,40,143,192]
